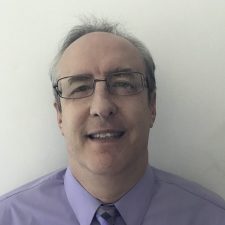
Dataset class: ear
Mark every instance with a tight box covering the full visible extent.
[54,102,64,136]
[149,92,156,128]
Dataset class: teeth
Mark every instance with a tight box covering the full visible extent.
[89,132,123,139]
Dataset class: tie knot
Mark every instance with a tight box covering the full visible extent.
[96,204,118,225]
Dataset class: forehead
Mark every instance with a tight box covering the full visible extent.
[57,32,145,77]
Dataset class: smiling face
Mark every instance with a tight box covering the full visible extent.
[55,32,156,177]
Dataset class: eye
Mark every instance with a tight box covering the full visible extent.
[112,81,135,89]
[73,85,92,92]
[68,85,92,96]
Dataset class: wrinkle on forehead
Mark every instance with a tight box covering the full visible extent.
[56,32,146,77]
[65,32,141,54]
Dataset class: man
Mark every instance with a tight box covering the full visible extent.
[0,18,225,225]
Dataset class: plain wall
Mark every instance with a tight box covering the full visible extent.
[0,0,225,198]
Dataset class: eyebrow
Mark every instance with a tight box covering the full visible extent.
[64,67,134,83]
[106,67,134,74]
[67,74,92,84]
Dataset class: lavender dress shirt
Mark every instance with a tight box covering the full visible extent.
[0,165,225,225]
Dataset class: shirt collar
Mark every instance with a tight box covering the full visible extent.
[115,165,155,225]
[64,168,101,225]
[64,165,155,225]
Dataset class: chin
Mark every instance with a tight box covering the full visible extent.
[85,157,121,175]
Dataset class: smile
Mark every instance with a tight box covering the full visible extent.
[87,130,125,140]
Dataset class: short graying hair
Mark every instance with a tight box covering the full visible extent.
[50,18,156,109]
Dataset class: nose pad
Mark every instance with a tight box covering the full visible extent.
[89,83,117,120]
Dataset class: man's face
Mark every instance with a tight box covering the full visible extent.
[56,32,156,176]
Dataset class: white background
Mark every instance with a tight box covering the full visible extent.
[0,0,225,198]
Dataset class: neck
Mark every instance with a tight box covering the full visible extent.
[69,157,148,203]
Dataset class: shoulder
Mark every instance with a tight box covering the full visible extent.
[152,167,225,209]
[0,168,71,224]
[149,167,225,223]
[0,168,66,203]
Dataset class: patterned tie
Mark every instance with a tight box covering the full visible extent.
[95,204,118,225]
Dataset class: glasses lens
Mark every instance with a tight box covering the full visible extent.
[108,72,143,95]
[58,75,94,99]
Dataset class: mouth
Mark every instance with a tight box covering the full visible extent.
[86,130,125,141]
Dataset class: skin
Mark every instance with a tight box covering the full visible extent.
[55,32,156,203]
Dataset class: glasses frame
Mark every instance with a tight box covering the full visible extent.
[53,71,148,99]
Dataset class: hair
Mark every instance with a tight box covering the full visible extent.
[50,18,156,110]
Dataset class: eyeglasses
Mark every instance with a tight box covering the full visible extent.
[53,71,147,99]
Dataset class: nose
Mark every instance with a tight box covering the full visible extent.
[90,82,117,120]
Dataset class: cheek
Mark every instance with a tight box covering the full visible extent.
[123,97,152,128]
[122,109,150,139]
[61,108,84,140]
[61,112,85,158]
